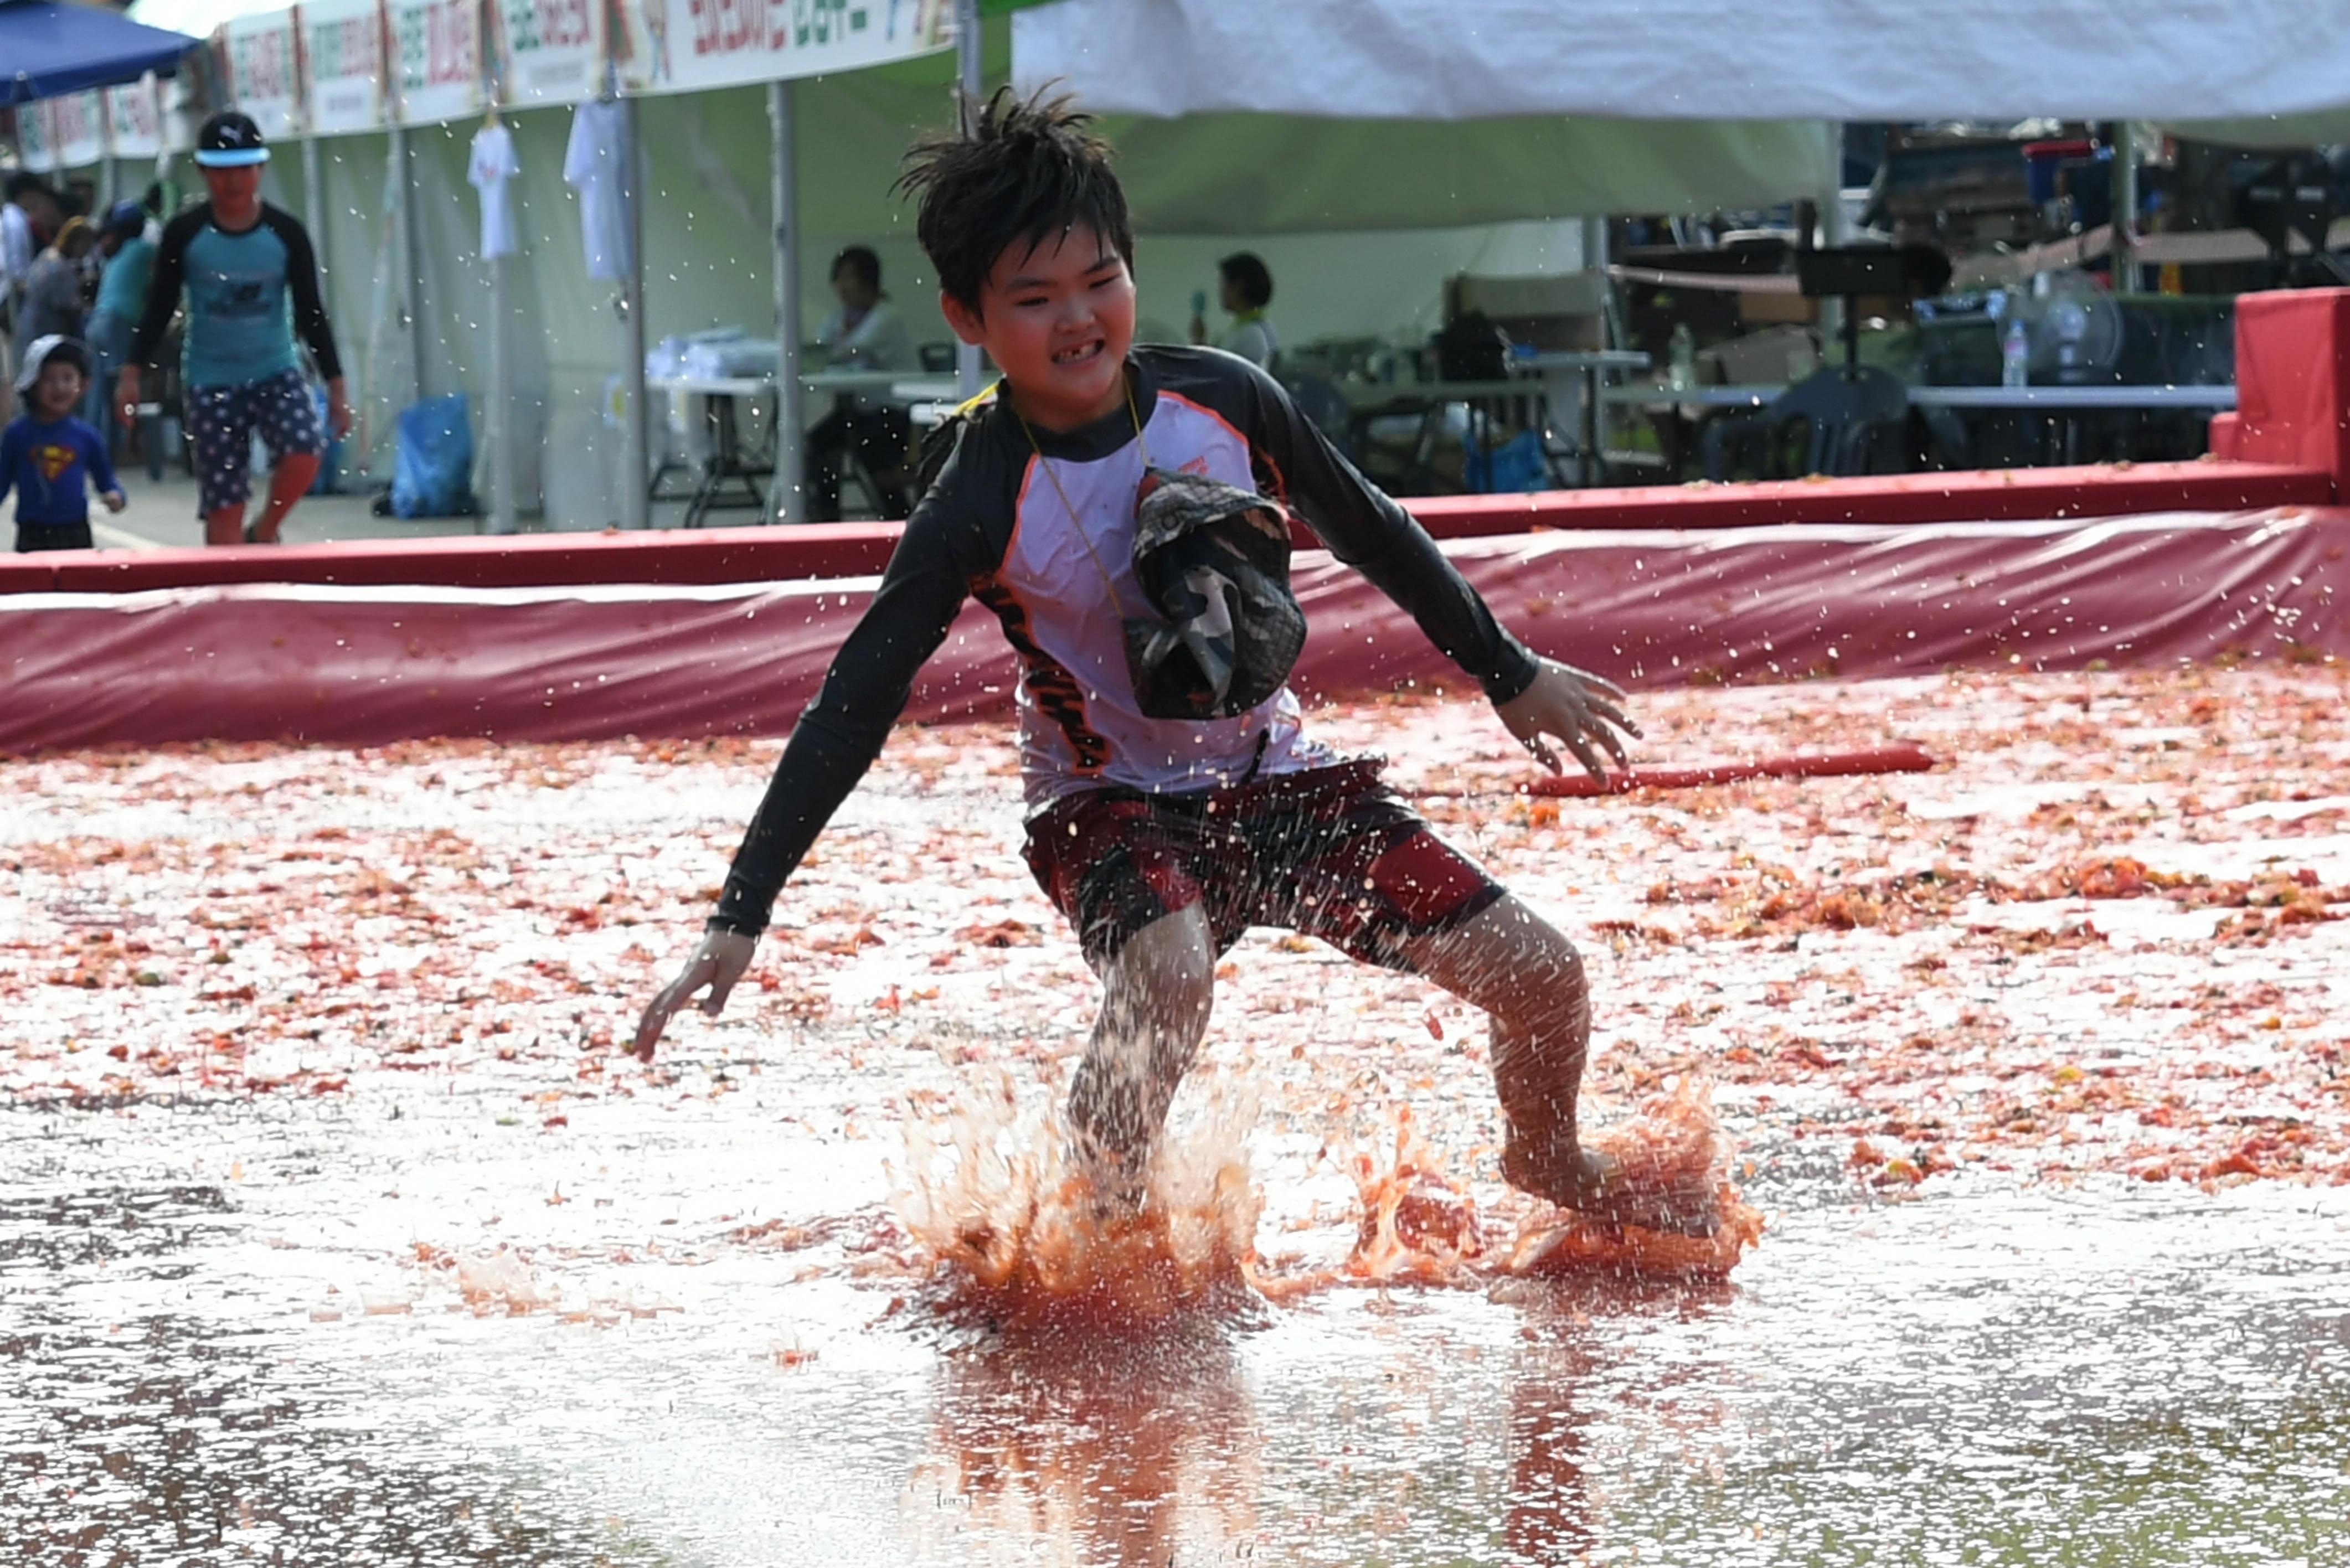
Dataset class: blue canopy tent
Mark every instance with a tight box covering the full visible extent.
[3,0,196,107]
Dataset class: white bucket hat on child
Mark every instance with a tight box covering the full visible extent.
[13,334,94,397]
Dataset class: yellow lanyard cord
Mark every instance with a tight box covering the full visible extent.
[1013,375,1153,607]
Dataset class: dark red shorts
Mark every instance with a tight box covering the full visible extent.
[1021,757,1505,969]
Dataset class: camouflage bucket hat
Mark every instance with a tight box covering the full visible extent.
[1122,468,1308,721]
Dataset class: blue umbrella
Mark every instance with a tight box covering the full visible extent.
[2,0,198,107]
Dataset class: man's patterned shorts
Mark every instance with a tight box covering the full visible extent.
[186,369,322,515]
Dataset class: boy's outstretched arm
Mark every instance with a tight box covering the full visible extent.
[630,493,983,1060]
[1496,656,1639,784]
[1238,361,1639,779]
[633,929,755,1059]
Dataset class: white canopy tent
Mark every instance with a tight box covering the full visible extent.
[60,2,1840,528]
[1009,0,2350,125]
[1011,0,2350,322]
[33,0,2350,529]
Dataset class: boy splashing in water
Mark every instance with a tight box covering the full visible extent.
[635,91,1644,1221]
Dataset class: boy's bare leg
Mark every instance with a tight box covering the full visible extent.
[246,453,321,543]
[1065,904,1217,1206]
[1395,893,1624,1211]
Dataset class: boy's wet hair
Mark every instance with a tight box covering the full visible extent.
[896,86,1133,314]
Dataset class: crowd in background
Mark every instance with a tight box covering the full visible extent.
[2,169,161,435]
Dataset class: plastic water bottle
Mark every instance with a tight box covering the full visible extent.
[1668,322,1697,390]
[2001,315,2031,389]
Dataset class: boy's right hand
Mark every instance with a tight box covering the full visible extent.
[632,929,756,1061]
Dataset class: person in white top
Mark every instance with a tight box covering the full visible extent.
[806,245,921,520]
[1,175,63,425]
[1188,251,1279,369]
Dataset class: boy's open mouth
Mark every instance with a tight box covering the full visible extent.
[1052,338,1106,368]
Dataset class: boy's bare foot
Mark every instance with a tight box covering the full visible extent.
[1502,1136,1714,1235]
[1502,1136,1622,1209]
[1068,1133,1150,1220]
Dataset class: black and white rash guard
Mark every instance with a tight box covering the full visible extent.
[711,345,1538,936]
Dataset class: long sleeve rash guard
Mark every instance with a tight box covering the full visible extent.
[712,345,1537,936]
[130,202,341,388]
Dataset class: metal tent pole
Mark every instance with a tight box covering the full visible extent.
[767,79,806,524]
[389,122,425,405]
[954,0,983,399]
[1817,122,1852,357]
[1583,214,1615,479]
[617,95,651,530]
[488,245,516,533]
[2110,122,2140,295]
[301,135,327,278]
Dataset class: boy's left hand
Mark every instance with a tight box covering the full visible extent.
[102,490,126,513]
[1496,656,1640,785]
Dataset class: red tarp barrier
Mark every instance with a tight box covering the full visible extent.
[0,460,2329,600]
[2,508,2343,753]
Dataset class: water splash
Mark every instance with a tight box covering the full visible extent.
[894,1070,1265,1330]
[1342,1105,1487,1287]
[1330,1077,1764,1288]
[1508,1077,1766,1280]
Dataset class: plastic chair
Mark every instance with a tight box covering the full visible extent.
[1700,365,1910,481]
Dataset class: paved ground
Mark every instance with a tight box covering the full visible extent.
[94,448,735,551]
[92,471,485,551]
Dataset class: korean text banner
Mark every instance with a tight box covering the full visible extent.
[614,0,950,97]
[390,0,486,126]
[220,11,302,140]
[106,76,164,159]
[50,91,109,168]
[303,0,389,136]
[493,0,602,107]
[14,101,57,172]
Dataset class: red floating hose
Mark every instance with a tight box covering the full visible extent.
[1519,742,1936,798]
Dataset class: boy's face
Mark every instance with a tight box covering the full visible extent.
[33,362,85,419]
[943,225,1135,427]
[201,164,262,211]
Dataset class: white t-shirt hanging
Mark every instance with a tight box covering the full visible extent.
[467,122,522,260]
[563,100,633,282]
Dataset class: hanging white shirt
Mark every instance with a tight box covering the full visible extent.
[467,122,522,260]
[563,100,632,282]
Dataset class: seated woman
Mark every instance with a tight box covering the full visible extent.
[1189,251,1279,369]
[806,245,918,520]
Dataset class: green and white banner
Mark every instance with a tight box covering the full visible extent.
[219,9,302,137]
[613,0,950,98]
[301,0,390,136]
[491,0,602,106]
[49,90,111,169]
[106,76,167,159]
[389,0,486,126]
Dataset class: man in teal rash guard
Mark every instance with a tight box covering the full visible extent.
[117,112,352,545]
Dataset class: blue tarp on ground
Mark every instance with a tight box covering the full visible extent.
[2,0,195,107]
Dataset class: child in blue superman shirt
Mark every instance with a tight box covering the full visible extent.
[2,335,125,553]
